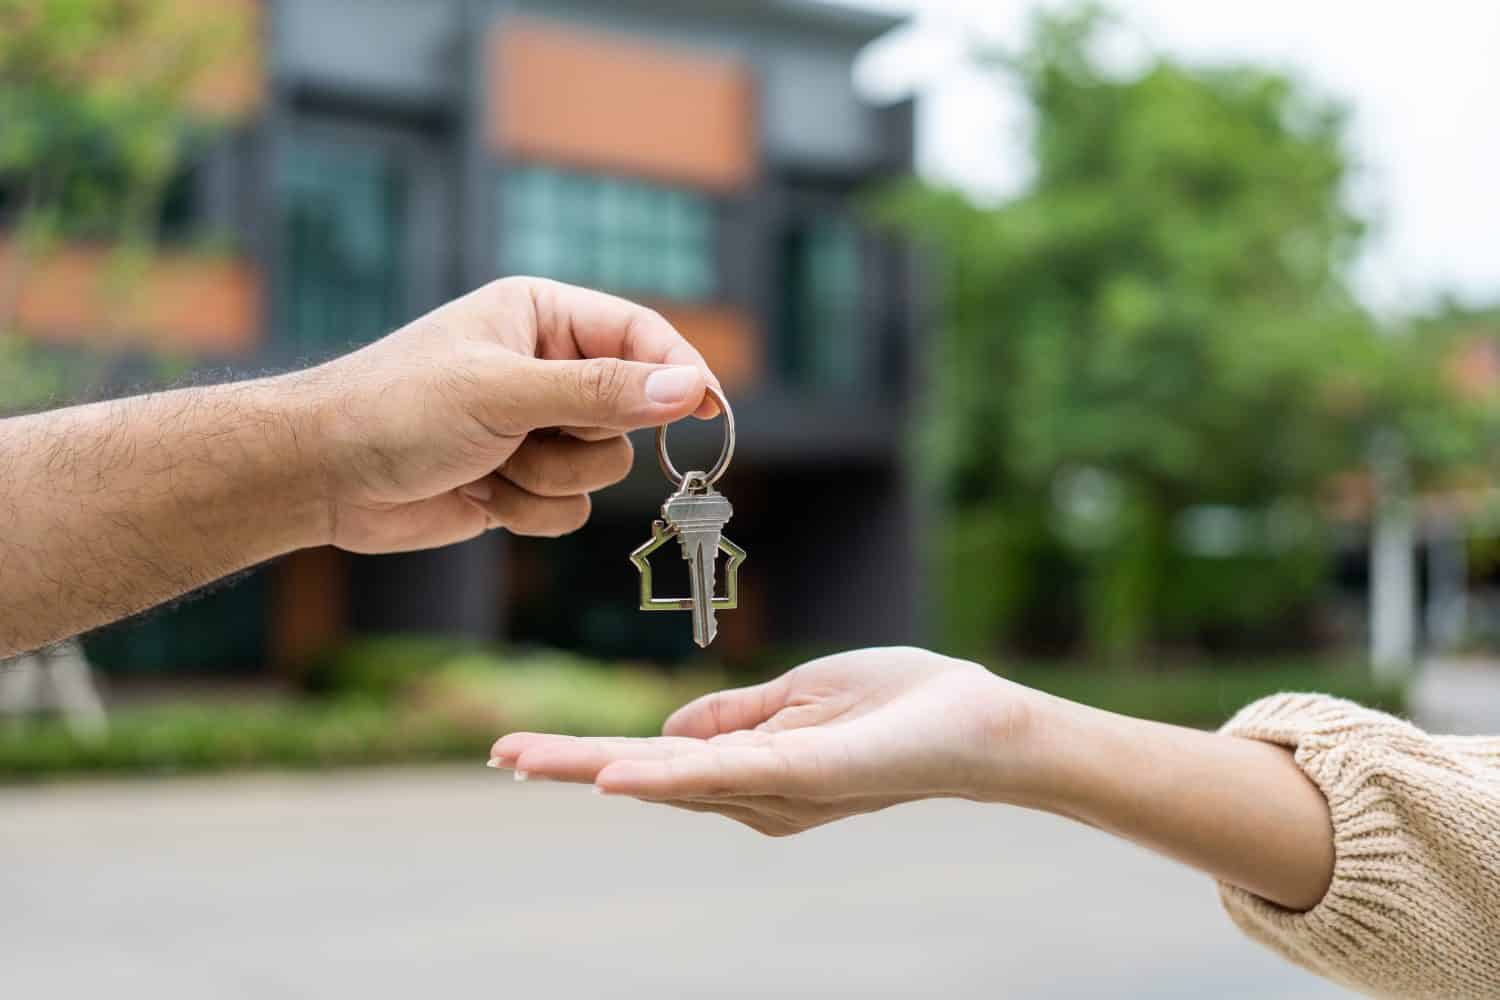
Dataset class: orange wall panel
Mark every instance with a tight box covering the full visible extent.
[2,241,262,355]
[491,18,756,192]
[650,302,760,391]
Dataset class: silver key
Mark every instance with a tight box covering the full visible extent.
[662,473,733,648]
[630,385,745,648]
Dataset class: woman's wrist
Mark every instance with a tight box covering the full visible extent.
[963,681,1113,814]
[954,677,1086,809]
[967,679,1281,825]
[967,680,1335,910]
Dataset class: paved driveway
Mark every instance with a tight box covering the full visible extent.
[1,767,1350,999]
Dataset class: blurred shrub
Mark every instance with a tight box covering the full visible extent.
[940,506,1078,658]
[415,653,720,737]
[0,643,720,780]
[0,701,419,778]
[0,643,1403,779]
[300,635,482,700]
[1156,549,1328,650]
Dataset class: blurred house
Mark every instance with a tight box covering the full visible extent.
[1312,312,1500,672]
[14,0,919,674]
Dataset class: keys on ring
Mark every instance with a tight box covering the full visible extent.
[628,385,745,648]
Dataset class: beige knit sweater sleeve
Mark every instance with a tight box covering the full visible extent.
[1217,693,1500,998]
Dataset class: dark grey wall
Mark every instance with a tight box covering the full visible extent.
[275,0,464,105]
[755,462,918,646]
[350,535,505,637]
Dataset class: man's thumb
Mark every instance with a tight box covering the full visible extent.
[509,356,707,430]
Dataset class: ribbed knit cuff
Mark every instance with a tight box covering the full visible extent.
[1215,693,1419,992]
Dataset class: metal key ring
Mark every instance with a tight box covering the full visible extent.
[656,384,734,488]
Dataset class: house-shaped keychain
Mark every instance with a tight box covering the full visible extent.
[629,387,745,648]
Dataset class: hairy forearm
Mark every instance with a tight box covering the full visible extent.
[998,693,1335,912]
[0,375,328,655]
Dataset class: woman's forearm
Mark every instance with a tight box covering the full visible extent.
[999,692,1335,911]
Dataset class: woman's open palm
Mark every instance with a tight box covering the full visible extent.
[490,648,1032,836]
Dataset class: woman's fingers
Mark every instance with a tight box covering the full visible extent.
[595,744,810,799]
[492,733,792,795]
[491,733,642,766]
[494,735,705,784]
[489,730,901,839]
[661,676,791,739]
[494,731,831,799]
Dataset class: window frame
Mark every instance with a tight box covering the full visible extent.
[270,116,453,359]
[498,162,720,303]
[772,183,873,394]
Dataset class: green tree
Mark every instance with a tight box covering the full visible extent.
[0,0,249,406]
[885,6,1491,661]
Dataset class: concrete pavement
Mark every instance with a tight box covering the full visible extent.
[1411,657,1500,735]
[0,767,1351,999]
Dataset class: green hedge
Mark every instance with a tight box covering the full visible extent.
[0,700,457,778]
[0,641,1402,780]
[0,643,719,781]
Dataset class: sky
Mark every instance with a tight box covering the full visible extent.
[843,0,1500,317]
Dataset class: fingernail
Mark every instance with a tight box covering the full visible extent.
[514,770,529,783]
[645,366,701,404]
[592,785,606,796]
[461,481,492,502]
[485,759,507,770]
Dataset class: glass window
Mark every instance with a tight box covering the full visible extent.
[83,570,268,677]
[777,217,865,391]
[275,140,406,354]
[500,166,716,301]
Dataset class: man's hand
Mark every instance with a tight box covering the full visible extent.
[490,648,1035,836]
[299,277,720,553]
[0,277,720,655]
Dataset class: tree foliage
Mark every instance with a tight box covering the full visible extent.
[884,6,1494,659]
[0,0,246,244]
[0,0,249,408]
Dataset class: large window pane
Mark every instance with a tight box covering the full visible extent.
[500,166,716,301]
[276,140,406,354]
[777,217,865,391]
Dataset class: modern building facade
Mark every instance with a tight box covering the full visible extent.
[13,0,921,673]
